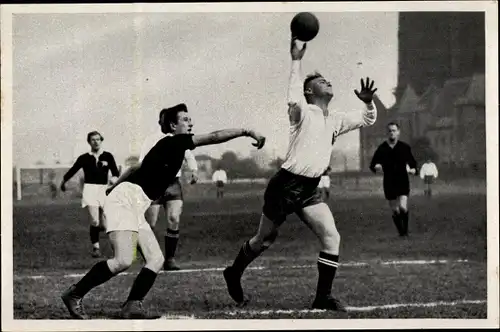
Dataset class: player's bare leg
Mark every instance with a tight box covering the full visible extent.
[61,231,136,319]
[88,206,102,257]
[296,203,347,312]
[398,196,409,236]
[224,213,279,305]
[145,204,161,232]
[121,223,164,319]
[388,199,404,236]
[164,200,183,271]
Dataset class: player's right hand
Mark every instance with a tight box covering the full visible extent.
[60,182,66,192]
[248,130,266,149]
[290,36,307,60]
[374,164,383,172]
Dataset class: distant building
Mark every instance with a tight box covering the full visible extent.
[360,12,485,172]
[192,154,214,181]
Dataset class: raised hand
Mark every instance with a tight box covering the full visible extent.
[354,77,377,104]
[290,36,307,61]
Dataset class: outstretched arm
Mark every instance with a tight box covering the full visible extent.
[192,129,265,149]
[106,163,141,195]
[333,78,378,137]
[60,156,83,191]
[287,37,308,125]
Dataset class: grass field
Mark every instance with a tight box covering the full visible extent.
[11,180,489,320]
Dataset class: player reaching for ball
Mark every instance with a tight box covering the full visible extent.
[223,34,378,312]
[61,104,266,319]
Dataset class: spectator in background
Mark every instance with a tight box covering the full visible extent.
[212,168,228,198]
[420,159,439,198]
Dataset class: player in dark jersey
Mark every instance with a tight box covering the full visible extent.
[61,105,266,319]
[60,131,120,257]
[370,122,417,237]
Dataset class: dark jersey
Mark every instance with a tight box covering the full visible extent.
[63,151,120,185]
[127,134,195,201]
[370,141,417,182]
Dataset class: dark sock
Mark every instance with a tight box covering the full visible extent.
[164,229,179,259]
[73,261,115,298]
[392,213,403,235]
[316,251,339,299]
[126,268,158,302]
[231,240,262,276]
[90,226,100,246]
[401,210,409,235]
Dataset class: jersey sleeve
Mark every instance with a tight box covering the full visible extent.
[175,134,196,151]
[333,102,378,138]
[287,60,307,125]
[63,155,83,182]
[369,145,383,173]
[107,153,120,177]
[406,145,417,170]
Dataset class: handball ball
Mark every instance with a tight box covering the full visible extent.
[290,12,320,42]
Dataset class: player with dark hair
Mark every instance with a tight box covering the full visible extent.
[370,122,417,237]
[223,36,378,312]
[61,131,120,257]
[139,104,199,271]
[61,105,266,319]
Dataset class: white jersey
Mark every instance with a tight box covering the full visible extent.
[318,175,331,189]
[212,170,228,183]
[420,162,438,179]
[139,131,198,178]
[281,60,377,178]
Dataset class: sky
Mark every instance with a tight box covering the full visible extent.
[12,11,398,169]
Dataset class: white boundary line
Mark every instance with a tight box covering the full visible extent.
[14,259,473,281]
[202,299,487,317]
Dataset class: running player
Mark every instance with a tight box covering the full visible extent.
[60,131,120,257]
[369,122,417,237]
[223,36,378,311]
[61,105,266,319]
[139,105,199,271]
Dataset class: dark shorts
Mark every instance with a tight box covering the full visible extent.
[152,178,183,206]
[424,176,434,184]
[216,181,225,188]
[383,177,410,201]
[262,169,322,225]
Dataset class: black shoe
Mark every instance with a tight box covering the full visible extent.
[91,247,101,258]
[121,300,148,319]
[312,295,347,312]
[61,285,88,319]
[163,258,181,271]
[223,266,245,304]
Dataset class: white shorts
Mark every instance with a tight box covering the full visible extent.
[103,182,152,233]
[82,184,108,208]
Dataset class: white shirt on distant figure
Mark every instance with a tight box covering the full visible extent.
[420,162,439,179]
[139,131,198,178]
[212,169,228,184]
[281,60,377,178]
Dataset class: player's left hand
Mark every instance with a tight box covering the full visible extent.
[354,77,377,104]
[247,130,266,149]
[408,168,416,175]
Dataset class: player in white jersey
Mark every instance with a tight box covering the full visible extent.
[420,159,438,197]
[223,36,378,311]
[139,105,199,271]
